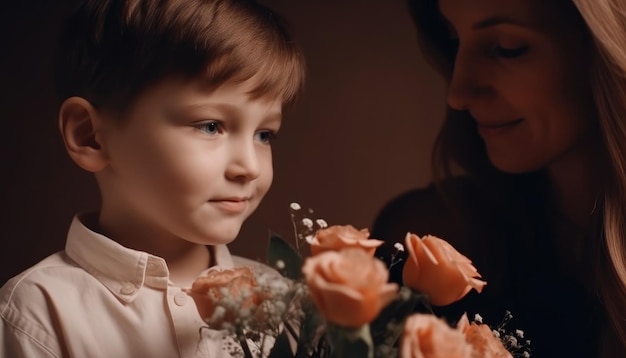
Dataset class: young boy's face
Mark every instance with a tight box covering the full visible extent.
[96,77,281,246]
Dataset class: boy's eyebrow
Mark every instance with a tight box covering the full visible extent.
[181,102,282,122]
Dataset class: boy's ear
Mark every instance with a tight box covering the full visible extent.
[58,97,109,172]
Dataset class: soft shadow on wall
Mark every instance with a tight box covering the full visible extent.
[0,0,445,284]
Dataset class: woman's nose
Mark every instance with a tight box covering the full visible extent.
[445,51,489,111]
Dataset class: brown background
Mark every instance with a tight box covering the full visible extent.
[0,0,445,284]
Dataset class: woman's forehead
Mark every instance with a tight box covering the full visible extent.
[437,0,565,33]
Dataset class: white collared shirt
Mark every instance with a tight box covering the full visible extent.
[0,214,266,358]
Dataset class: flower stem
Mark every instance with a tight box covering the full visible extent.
[326,324,374,358]
[236,328,255,358]
[284,320,299,341]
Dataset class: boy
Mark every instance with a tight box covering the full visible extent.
[0,0,305,357]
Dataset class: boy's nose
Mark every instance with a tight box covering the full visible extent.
[225,140,261,182]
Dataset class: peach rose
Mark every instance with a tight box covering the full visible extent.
[402,233,487,306]
[309,225,383,256]
[457,314,512,358]
[302,248,398,328]
[401,314,473,358]
[187,267,265,328]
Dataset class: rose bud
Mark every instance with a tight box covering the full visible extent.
[402,233,486,306]
[401,313,473,358]
[302,248,398,328]
[187,267,265,329]
[309,225,383,256]
[457,314,512,358]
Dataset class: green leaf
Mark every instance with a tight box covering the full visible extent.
[295,300,326,358]
[370,286,427,347]
[326,324,374,358]
[268,330,295,358]
[267,232,304,280]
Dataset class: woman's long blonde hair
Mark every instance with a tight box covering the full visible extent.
[409,0,626,352]
[573,0,626,350]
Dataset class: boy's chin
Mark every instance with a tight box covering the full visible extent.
[194,228,242,246]
[202,236,238,246]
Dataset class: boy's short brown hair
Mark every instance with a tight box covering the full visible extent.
[55,0,305,115]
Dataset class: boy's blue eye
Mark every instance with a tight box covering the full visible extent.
[494,45,528,58]
[255,130,276,144]
[198,121,222,135]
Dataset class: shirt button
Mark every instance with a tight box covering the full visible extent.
[146,262,160,275]
[174,292,188,306]
[119,282,136,295]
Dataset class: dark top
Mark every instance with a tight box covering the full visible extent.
[372,177,609,358]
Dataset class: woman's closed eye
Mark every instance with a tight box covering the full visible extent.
[494,45,529,58]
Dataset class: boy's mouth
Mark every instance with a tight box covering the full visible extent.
[208,197,250,214]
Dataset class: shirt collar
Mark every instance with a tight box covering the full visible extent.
[64,213,235,303]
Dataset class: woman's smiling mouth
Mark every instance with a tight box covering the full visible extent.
[477,118,524,137]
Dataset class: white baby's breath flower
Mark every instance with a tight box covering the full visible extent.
[255,272,269,286]
[218,287,230,297]
[273,301,286,314]
[268,279,290,295]
[275,260,285,270]
[302,218,313,228]
[474,313,483,324]
[316,219,328,228]
[239,307,253,320]
[393,242,405,252]
[223,299,238,311]
[294,283,308,296]
[289,202,301,211]
[209,305,226,323]
[240,288,253,300]
[305,235,315,244]
[516,329,524,338]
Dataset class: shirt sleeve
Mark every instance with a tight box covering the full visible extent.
[1,274,65,358]
[1,307,61,358]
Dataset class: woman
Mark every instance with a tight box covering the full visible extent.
[373,0,626,356]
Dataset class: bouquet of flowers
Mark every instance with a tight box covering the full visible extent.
[186,204,530,358]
